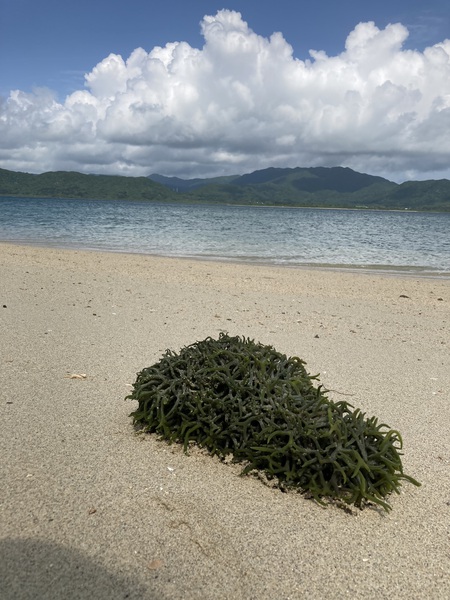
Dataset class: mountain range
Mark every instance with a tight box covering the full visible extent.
[1,166,450,211]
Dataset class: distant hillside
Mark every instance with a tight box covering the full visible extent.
[0,169,176,202]
[150,166,394,194]
[151,166,450,211]
[149,173,237,191]
[2,166,450,211]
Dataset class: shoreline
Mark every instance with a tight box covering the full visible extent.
[1,243,449,599]
[2,240,449,280]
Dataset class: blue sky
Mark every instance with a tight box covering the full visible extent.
[2,0,448,98]
[1,1,450,181]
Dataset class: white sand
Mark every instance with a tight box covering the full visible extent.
[1,243,449,599]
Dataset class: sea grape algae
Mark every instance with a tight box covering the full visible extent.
[127,333,420,511]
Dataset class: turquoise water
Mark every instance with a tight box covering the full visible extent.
[0,196,449,276]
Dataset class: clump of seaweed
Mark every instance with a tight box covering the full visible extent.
[127,333,420,511]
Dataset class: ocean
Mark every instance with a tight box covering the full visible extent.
[1,196,449,276]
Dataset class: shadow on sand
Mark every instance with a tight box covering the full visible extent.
[0,537,164,600]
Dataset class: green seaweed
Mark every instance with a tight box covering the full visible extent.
[127,333,420,511]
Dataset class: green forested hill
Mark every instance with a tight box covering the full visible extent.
[0,169,176,202]
[166,167,450,211]
[178,167,399,208]
[2,166,450,211]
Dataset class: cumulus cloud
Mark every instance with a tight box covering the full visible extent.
[1,9,450,181]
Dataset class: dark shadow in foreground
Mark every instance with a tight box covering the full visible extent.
[0,537,165,600]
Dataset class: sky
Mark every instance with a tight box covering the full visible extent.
[1,0,450,182]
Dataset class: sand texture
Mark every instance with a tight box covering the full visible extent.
[1,243,449,599]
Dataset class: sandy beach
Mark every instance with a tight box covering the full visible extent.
[1,242,449,599]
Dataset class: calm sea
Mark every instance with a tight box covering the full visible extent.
[1,196,449,276]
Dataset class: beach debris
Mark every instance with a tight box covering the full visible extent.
[127,333,420,512]
[147,559,164,570]
[399,294,410,299]
[65,373,87,380]
[88,507,97,515]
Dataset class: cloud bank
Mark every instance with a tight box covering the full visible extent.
[2,10,450,181]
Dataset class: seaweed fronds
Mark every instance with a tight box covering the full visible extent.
[127,333,420,511]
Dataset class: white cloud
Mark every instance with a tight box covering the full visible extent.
[2,9,450,181]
